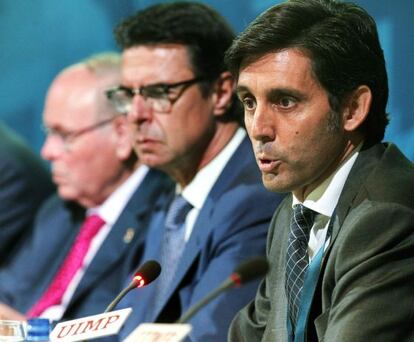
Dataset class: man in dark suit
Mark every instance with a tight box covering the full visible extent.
[105,3,285,341]
[0,53,171,321]
[0,123,54,266]
[225,0,414,341]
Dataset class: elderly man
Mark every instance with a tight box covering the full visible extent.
[225,0,414,341]
[106,3,285,341]
[0,53,171,322]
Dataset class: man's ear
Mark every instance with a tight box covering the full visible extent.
[112,115,134,161]
[342,85,372,132]
[212,71,235,117]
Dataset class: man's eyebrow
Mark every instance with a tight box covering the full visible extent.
[235,85,251,95]
[236,85,306,100]
[267,88,306,101]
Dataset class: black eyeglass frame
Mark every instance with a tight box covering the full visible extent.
[105,77,205,113]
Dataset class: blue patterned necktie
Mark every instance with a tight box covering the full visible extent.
[285,204,316,327]
[155,194,193,311]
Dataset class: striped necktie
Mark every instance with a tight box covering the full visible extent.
[285,204,316,327]
[154,194,193,312]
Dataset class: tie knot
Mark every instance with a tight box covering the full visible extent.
[165,195,192,230]
[291,204,316,242]
[81,214,106,239]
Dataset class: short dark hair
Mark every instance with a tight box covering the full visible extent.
[225,0,389,144]
[114,1,242,124]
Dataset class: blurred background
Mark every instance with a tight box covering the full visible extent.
[1,0,413,160]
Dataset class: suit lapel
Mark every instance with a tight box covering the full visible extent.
[312,143,386,325]
[153,136,254,318]
[70,169,172,306]
[323,143,385,258]
[26,199,84,310]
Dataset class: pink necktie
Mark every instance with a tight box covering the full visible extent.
[27,214,105,318]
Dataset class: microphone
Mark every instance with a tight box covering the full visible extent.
[104,260,161,313]
[177,256,268,324]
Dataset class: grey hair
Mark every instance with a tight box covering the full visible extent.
[81,52,121,76]
[70,52,122,120]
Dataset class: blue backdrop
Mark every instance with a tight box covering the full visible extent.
[1,0,413,160]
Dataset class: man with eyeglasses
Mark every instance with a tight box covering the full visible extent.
[0,53,172,322]
[108,3,285,341]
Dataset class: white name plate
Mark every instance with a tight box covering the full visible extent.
[123,323,192,342]
[50,308,132,342]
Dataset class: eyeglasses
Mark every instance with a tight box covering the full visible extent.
[42,115,121,149]
[105,77,204,114]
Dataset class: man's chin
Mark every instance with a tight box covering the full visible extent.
[138,154,170,170]
[57,187,78,202]
[261,174,292,193]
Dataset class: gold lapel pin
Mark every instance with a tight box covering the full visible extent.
[123,228,135,244]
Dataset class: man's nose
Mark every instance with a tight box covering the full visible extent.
[127,94,154,124]
[41,134,66,161]
[247,103,276,143]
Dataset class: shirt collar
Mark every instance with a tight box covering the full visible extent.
[292,143,362,218]
[179,128,246,210]
[87,165,150,225]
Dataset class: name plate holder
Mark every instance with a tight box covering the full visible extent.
[123,323,192,342]
[50,308,132,342]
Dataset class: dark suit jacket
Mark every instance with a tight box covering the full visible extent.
[229,143,414,341]
[118,137,286,342]
[0,168,172,320]
[0,123,54,265]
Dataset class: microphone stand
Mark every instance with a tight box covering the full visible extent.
[176,278,233,323]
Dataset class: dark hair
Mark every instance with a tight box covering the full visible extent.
[225,0,389,144]
[114,1,242,124]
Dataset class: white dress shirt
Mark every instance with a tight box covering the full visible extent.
[176,128,246,242]
[41,165,149,320]
[292,145,362,261]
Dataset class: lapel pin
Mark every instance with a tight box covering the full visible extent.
[123,228,135,244]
